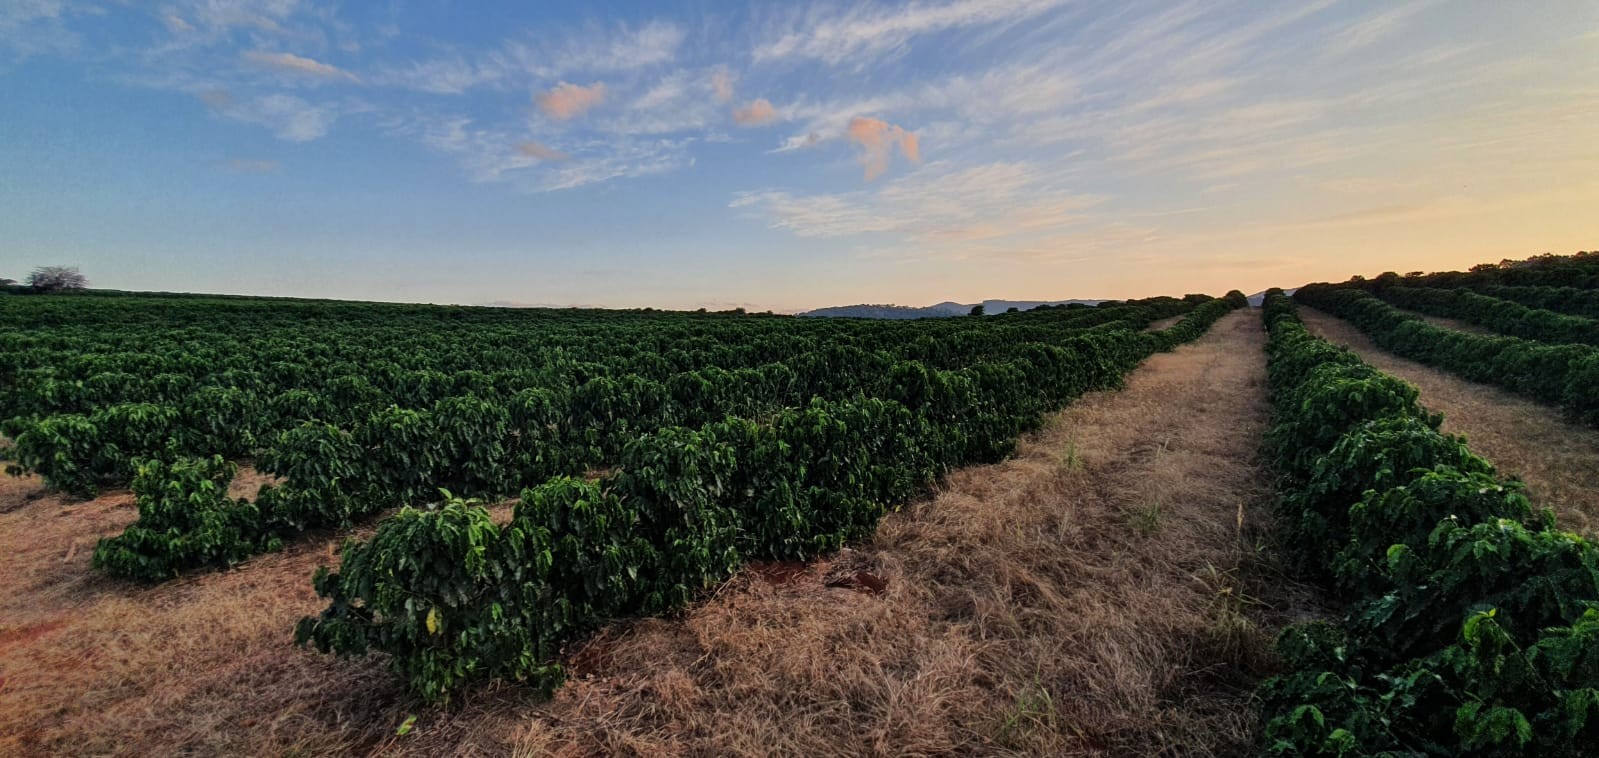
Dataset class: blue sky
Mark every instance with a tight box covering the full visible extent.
[2,1,1596,310]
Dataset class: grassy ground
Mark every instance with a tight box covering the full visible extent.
[0,310,1296,756]
[1301,306,1599,537]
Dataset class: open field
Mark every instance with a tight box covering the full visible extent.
[5,253,1599,756]
[0,309,1298,755]
[7,1,1598,752]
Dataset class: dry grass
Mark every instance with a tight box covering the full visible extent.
[0,310,1301,756]
[1301,307,1599,536]
[1144,314,1186,332]
[0,471,423,756]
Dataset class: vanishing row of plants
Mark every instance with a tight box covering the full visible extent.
[1466,284,1599,322]
[1255,289,1599,755]
[1369,286,1599,348]
[22,295,1239,581]
[2,297,1197,499]
[1,293,1190,416]
[1293,285,1599,426]
[293,294,1248,701]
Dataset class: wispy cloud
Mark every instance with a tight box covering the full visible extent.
[379,20,684,95]
[0,0,80,60]
[845,116,919,179]
[517,140,569,161]
[169,0,307,32]
[732,98,779,126]
[734,161,1097,245]
[710,66,734,103]
[203,90,338,141]
[539,137,693,191]
[1329,1,1441,55]
[370,56,492,94]
[537,81,606,120]
[385,112,690,191]
[242,51,358,82]
[10,0,1599,303]
[597,69,722,135]
[755,0,1068,64]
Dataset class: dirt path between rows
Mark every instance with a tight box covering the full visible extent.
[1301,306,1599,536]
[1144,314,1186,331]
[0,310,1291,756]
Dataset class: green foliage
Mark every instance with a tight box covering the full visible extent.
[7,413,110,497]
[1376,286,1599,348]
[255,422,368,532]
[1296,285,1599,426]
[295,496,563,703]
[92,456,277,581]
[1254,289,1599,756]
[0,287,1249,700]
[1283,417,1491,583]
[1473,284,1599,321]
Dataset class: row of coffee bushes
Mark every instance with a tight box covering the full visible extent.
[86,301,1224,581]
[1255,289,1599,755]
[293,294,1247,701]
[3,300,1192,498]
[1471,284,1599,322]
[1372,286,1599,348]
[1,295,1182,422]
[1294,285,1599,426]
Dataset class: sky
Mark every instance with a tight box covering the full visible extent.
[1,1,1596,311]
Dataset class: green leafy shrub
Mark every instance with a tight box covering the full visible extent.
[255,422,369,532]
[296,496,563,703]
[92,456,276,581]
[7,413,109,497]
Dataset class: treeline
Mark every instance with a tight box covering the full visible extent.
[1256,290,1599,755]
[1293,286,1599,426]
[295,294,1248,701]
[1371,250,1599,290]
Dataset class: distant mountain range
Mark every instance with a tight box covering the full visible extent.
[798,299,1103,319]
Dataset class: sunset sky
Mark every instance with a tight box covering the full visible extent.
[2,1,1596,310]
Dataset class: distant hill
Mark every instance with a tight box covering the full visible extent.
[1245,288,1300,307]
[800,299,1103,319]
